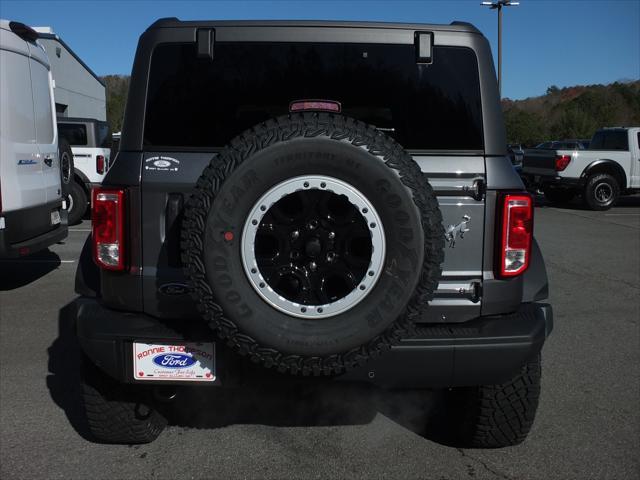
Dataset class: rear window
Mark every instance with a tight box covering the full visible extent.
[144,42,484,151]
[96,122,111,148]
[589,130,629,151]
[58,123,87,146]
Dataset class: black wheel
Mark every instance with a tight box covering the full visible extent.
[58,138,73,195]
[182,113,445,375]
[543,187,575,205]
[583,173,619,211]
[67,180,88,225]
[445,354,542,448]
[81,357,167,444]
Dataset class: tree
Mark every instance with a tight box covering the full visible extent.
[101,75,130,133]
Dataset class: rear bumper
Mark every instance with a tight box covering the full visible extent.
[520,172,583,189]
[76,299,553,389]
[0,201,68,258]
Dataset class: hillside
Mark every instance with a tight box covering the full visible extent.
[502,80,640,146]
[101,75,640,146]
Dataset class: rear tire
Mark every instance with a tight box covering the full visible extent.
[445,354,542,448]
[67,180,88,225]
[80,357,167,444]
[58,138,73,196]
[583,173,619,211]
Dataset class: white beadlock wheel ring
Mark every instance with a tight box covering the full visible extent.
[241,175,386,319]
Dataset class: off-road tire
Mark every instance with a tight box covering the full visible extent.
[543,187,575,205]
[446,354,542,448]
[583,173,619,211]
[80,357,167,444]
[182,113,444,376]
[68,180,88,225]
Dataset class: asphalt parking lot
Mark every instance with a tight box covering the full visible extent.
[1,197,638,480]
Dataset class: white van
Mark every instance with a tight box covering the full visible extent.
[0,20,67,258]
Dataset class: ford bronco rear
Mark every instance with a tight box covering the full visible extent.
[74,18,552,446]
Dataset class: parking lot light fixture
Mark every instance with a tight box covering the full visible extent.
[481,0,520,97]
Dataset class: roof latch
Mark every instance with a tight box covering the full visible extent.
[415,31,433,64]
[196,28,215,60]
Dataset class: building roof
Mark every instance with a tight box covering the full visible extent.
[33,27,105,87]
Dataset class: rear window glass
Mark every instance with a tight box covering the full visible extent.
[144,43,484,151]
[589,131,629,151]
[96,122,111,148]
[58,123,87,146]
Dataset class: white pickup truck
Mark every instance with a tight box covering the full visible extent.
[522,127,640,210]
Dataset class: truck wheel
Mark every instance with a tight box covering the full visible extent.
[583,173,619,211]
[543,187,575,205]
[81,357,167,444]
[59,138,73,196]
[67,180,88,225]
[445,354,541,448]
[182,113,445,375]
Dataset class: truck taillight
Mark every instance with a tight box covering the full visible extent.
[92,188,125,271]
[96,155,105,174]
[496,193,533,278]
[555,154,571,172]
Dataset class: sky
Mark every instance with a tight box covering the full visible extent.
[1,0,638,100]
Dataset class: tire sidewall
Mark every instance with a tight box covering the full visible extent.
[68,181,88,225]
[202,137,426,357]
[58,139,74,194]
[585,174,619,210]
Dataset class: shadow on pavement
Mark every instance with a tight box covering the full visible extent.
[46,300,93,441]
[0,249,61,291]
[48,300,455,445]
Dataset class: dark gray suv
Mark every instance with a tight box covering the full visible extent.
[74,18,552,447]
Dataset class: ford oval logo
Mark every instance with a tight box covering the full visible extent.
[152,353,196,369]
[153,159,172,168]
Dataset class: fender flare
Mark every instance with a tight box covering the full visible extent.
[580,159,627,187]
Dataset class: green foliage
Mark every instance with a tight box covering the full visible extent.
[101,75,130,133]
[503,81,640,146]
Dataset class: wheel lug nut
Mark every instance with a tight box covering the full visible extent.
[328,231,335,239]
[326,252,336,262]
[291,230,300,240]
[307,220,318,230]
[309,261,317,271]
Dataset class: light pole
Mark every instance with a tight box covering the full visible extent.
[481,0,519,97]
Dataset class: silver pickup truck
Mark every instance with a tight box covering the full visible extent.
[522,127,640,210]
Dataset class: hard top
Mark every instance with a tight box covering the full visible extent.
[145,17,480,34]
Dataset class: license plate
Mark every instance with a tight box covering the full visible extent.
[50,210,61,225]
[133,342,215,382]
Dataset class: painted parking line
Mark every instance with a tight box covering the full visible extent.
[604,213,640,216]
[69,228,91,232]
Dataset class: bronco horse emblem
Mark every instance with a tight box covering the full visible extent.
[445,215,471,248]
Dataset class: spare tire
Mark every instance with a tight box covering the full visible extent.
[182,113,444,375]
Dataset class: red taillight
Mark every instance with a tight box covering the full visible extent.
[96,155,105,174]
[555,154,571,172]
[496,193,533,278]
[92,188,125,271]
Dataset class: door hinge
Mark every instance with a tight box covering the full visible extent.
[463,178,485,201]
[470,280,482,303]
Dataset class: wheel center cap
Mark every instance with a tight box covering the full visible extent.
[305,237,322,258]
